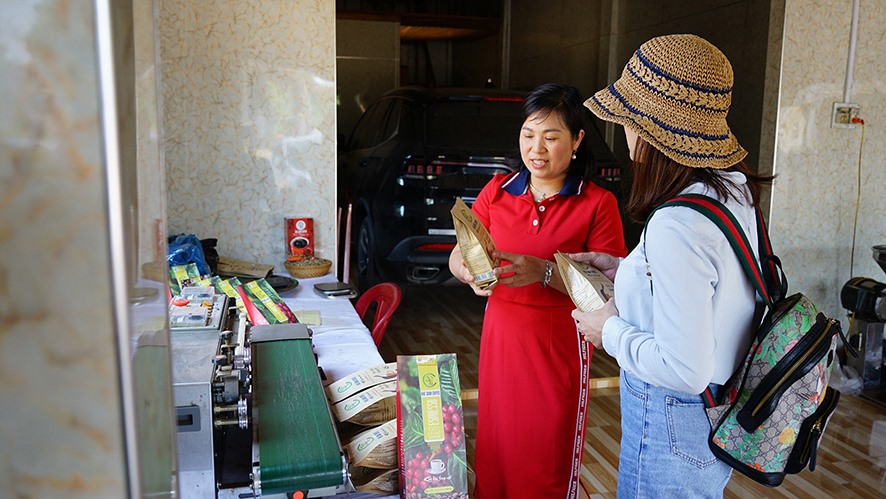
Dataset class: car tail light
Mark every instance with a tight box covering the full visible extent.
[416,243,456,252]
[402,160,463,179]
[404,161,445,178]
[597,165,622,182]
[483,96,524,103]
[401,159,512,181]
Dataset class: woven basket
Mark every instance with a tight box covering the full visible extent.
[285,257,332,278]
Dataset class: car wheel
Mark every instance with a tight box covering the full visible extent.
[356,217,381,291]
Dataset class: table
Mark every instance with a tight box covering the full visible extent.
[278,275,397,498]
[277,275,384,384]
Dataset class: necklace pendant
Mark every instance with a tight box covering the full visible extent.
[529,183,548,202]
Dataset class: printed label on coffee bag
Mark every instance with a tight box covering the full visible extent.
[351,467,399,494]
[326,362,398,403]
[451,198,498,289]
[285,217,315,261]
[346,419,398,469]
[555,251,614,312]
[333,380,398,426]
[417,356,445,445]
[243,279,296,324]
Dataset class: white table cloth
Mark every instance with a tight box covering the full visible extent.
[277,274,385,384]
[277,274,397,498]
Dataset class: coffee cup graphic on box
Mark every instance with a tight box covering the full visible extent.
[285,217,314,261]
[429,459,446,474]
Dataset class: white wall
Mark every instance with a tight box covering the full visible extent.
[160,1,338,273]
[771,0,886,317]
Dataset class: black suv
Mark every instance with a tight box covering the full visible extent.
[338,86,623,289]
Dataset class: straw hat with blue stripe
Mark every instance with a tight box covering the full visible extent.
[584,34,747,169]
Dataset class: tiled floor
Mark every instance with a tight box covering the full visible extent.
[378,284,886,498]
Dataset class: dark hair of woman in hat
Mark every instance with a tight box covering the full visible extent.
[572,34,774,497]
[626,136,774,222]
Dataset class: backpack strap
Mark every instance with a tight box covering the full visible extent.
[649,193,785,408]
[754,206,789,303]
[651,193,780,306]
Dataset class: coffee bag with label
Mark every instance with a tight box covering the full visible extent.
[346,419,398,469]
[555,251,614,312]
[450,198,498,289]
[285,217,315,261]
[333,380,397,426]
[326,362,397,403]
[351,467,399,494]
[397,354,468,498]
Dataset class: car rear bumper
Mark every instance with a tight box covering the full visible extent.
[384,235,457,285]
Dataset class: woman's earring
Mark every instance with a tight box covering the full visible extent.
[571,150,577,160]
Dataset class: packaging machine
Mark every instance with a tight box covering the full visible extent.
[172,321,350,498]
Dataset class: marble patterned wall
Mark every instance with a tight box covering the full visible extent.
[0,1,129,496]
[771,0,886,317]
[159,1,338,273]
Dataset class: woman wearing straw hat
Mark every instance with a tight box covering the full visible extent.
[571,34,774,497]
[449,83,627,498]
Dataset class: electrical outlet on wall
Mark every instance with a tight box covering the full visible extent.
[832,102,861,129]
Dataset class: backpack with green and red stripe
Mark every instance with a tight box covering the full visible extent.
[657,193,853,487]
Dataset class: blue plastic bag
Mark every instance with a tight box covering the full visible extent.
[167,233,210,276]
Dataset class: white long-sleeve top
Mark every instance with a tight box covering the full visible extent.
[601,171,762,394]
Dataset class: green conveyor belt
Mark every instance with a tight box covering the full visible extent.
[253,333,344,494]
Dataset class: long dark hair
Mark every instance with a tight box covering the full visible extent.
[626,137,774,223]
[515,83,593,179]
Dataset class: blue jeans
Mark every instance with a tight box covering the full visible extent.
[617,370,732,499]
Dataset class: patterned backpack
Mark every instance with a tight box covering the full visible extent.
[657,194,852,487]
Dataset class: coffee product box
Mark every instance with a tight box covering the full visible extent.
[333,380,397,426]
[554,251,615,312]
[450,198,498,289]
[326,362,398,403]
[285,217,314,261]
[397,354,467,498]
[346,419,398,469]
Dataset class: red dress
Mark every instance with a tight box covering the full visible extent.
[471,170,627,499]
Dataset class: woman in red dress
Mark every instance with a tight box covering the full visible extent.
[449,83,627,498]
